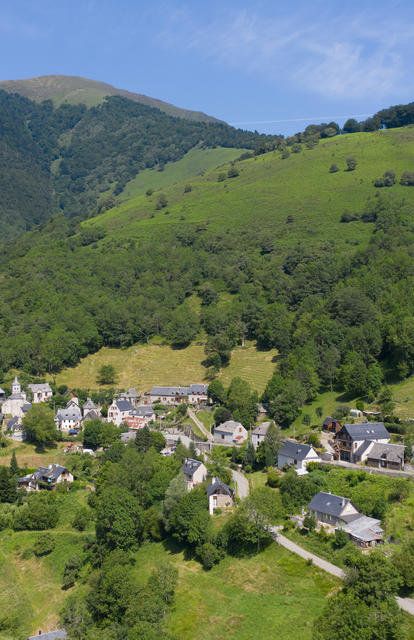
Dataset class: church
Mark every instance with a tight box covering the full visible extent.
[1,377,32,418]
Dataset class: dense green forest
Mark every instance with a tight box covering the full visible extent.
[0,90,278,239]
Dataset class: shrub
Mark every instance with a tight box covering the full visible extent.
[346,157,357,171]
[400,171,414,186]
[145,189,153,196]
[303,513,316,532]
[292,143,302,153]
[340,209,360,222]
[266,469,280,488]
[33,534,55,556]
[374,169,396,187]
[197,542,223,569]
[332,528,348,549]
[217,172,226,182]
[227,166,239,178]
[184,184,192,193]
[286,214,294,224]
[281,149,290,159]
[62,555,82,589]
[72,507,90,532]
[329,163,339,173]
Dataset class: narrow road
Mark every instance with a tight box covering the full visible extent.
[187,407,213,441]
[270,528,345,579]
[232,469,249,498]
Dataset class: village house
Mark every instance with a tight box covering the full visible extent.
[4,416,27,441]
[82,397,101,416]
[119,387,141,407]
[213,420,248,445]
[1,377,31,418]
[28,382,53,404]
[322,417,341,434]
[19,464,73,492]
[55,405,82,433]
[277,440,321,474]
[365,442,405,471]
[123,405,156,430]
[107,399,134,426]
[207,476,234,514]
[81,409,105,426]
[335,422,390,463]
[148,384,208,406]
[251,421,272,449]
[308,491,383,547]
[180,458,207,490]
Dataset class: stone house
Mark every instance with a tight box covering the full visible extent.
[119,387,141,408]
[251,421,272,449]
[365,442,405,470]
[213,420,248,444]
[55,406,82,433]
[277,440,320,474]
[180,458,207,490]
[207,477,234,514]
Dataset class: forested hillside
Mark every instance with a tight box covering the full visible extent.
[1,121,414,424]
[0,90,276,239]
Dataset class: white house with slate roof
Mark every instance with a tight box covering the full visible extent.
[251,421,272,449]
[148,384,208,406]
[28,382,53,403]
[214,420,248,444]
[180,458,207,489]
[107,399,134,426]
[335,422,390,463]
[82,397,101,416]
[278,440,320,474]
[308,491,383,547]
[119,388,140,407]
[19,464,73,492]
[55,402,82,433]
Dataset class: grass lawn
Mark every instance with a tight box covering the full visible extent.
[131,539,339,640]
[0,439,68,471]
[181,416,207,441]
[197,410,214,434]
[0,490,91,640]
[54,341,277,394]
[247,470,268,490]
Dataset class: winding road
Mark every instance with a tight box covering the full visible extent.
[231,469,249,498]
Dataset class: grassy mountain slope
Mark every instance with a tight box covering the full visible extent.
[0,74,221,122]
[120,146,246,200]
[89,126,414,248]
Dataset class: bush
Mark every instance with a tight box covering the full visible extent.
[197,542,223,569]
[266,469,280,488]
[62,555,82,589]
[400,171,414,186]
[303,513,316,532]
[217,172,226,182]
[340,210,360,222]
[34,534,55,556]
[346,157,357,171]
[374,169,396,188]
[227,166,239,178]
[72,507,90,531]
[145,188,153,196]
[329,163,339,173]
[291,143,302,153]
[332,528,348,549]
[184,184,192,193]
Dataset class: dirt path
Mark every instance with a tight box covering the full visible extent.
[231,469,249,498]
[187,408,213,441]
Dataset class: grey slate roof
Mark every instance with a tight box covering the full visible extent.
[55,407,81,423]
[215,420,244,434]
[339,422,390,441]
[121,431,137,443]
[189,384,208,394]
[367,442,405,463]
[32,464,68,483]
[6,416,20,429]
[207,477,234,498]
[28,630,67,640]
[279,440,316,461]
[81,410,102,423]
[82,397,97,410]
[115,399,133,412]
[308,491,356,518]
[150,386,189,397]
[252,421,272,436]
[28,383,52,393]
[131,405,156,417]
[125,387,140,398]
[181,458,203,476]
[22,403,32,413]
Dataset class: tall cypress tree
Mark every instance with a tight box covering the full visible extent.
[10,450,19,477]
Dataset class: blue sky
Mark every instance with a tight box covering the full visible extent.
[0,0,413,135]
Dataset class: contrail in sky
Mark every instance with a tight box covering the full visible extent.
[231,114,372,125]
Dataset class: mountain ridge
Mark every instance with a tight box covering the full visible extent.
[0,74,223,123]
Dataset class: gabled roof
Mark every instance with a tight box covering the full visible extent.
[6,416,21,429]
[126,387,140,398]
[121,431,137,443]
[279,440,317,460]
[55,408,81,422]
[150,386,189,397]
[28,383,52,393]
[22,403,32,413]
[367,442,405,463]
[81,410,102,422]
[308,491,357,518]
[181,458,204,476]
[33,464,68,483]
[131,405,156,417]
[188,384,208,394]
[252,421,272,436]
[323,416,340,426]
[82,397,97,410]
[338,423,389,441]
[115,399,134,412]
[207,476,234,498]
[215,420,244,434]
[341,515,383,542]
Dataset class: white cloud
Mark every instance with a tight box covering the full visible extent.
[161,7,414,101]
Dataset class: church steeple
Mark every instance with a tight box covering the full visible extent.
[12,377,21,395]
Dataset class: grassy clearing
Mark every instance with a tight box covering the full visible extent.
[247,470,268,490]
[0,439,68,471]
[197,410,215,433]
[54,341,277,394]
[0,490,91,640]
[131,539,338,640]
[121,147,246,200]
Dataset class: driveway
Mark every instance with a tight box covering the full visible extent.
[271,529,345,579]
[232,469,249,498]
